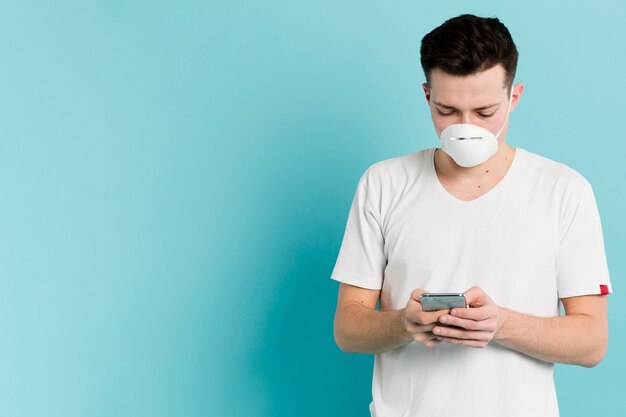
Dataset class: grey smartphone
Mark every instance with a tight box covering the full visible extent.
[419,293,467,312]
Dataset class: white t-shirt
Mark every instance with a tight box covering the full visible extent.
[330,147,612,417]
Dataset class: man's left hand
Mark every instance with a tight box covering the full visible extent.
[432,286,505,348]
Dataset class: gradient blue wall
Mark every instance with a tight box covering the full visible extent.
[0,1,624,416]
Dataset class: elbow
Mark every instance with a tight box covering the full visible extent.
[580,353,603,368]
[580,335,608,368]
[582,349,606,368]
[335,339,354,354]
[333,318,354,354]
[334,334,354,354]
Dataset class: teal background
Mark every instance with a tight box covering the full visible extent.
[0,1,624,416]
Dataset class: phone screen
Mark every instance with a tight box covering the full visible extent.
[420,293,467,312]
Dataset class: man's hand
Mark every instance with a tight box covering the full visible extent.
[432,286,505,348]
[403,289,451,348]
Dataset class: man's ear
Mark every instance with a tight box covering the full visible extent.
[510,82,525,113]
[422,83,430,103]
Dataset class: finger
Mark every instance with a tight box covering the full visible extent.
[439,314,497,332]
[406,302,450,324]
[424,331,440,341]
[415,309,451,325]
[406,321,436,334]
[449,306,491,321]
[410,288,428,302]
[432,325,493,341]
[413,331,439,341]
[423,338,442,348]
[413,331,441,346]
[463,286,489,307]
[437,336,487,348]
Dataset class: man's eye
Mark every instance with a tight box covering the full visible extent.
[478,112,496,118]
[437,110,455,116]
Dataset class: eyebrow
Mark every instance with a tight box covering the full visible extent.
[432,100,499,111]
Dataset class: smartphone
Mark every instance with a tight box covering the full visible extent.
[419,293,467,312]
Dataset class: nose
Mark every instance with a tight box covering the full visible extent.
[461,112,471,124]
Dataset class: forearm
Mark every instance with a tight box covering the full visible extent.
[334,304,412,354]
[494,307,607,367]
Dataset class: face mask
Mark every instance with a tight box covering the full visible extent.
[437,89,514,168]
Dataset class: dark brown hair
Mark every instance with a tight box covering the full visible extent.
[420,14,518,92]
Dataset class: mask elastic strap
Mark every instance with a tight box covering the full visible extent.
[495,88,514,139]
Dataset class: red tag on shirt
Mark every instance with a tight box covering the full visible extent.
[600,285,609,295]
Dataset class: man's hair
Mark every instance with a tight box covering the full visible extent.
[420,14,518,93]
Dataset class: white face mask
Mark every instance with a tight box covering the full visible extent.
[438,89,514,168]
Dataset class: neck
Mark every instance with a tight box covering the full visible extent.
[435,140,516,182]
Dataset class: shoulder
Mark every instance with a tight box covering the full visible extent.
[518,148,593,194]
[358,148,433,190]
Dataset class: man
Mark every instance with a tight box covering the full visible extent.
[330,14,611,417]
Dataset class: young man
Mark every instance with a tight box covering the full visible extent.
[330,14,611,417]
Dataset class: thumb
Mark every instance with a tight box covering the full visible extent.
[410,288,428,302]
[463,286,488,307]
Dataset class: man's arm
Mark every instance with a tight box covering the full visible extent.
[493,295,608,367]
[334,283,451,354]
[432,287,609,367]
[333,283,411,354]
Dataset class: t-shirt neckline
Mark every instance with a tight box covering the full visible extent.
[428,147,524,205]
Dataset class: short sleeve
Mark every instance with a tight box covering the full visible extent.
[330,174,386,290]
[556,181,612,298]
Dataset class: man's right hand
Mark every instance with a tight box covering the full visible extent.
[402,288,450,348]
